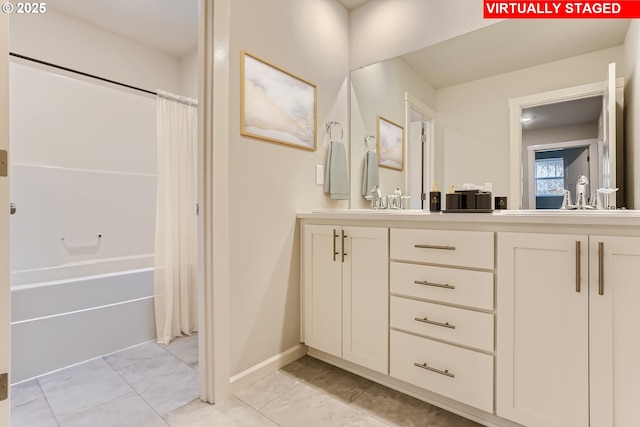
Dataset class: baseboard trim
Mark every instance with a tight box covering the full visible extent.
[229,343,308,394]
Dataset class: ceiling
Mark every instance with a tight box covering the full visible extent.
[45,1,625,132]
[46,0,365,58]
[337,0,370,10]
[46,0,199,57]
[523,96,603,131]
[401,19,630,89]
[398,19,628,131]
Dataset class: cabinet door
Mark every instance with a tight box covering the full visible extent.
[342,227,389,374]
[497,232,589,427]
[590,236,640,427]
[303,225,342,358]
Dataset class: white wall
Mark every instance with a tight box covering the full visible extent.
[9,9,182,94]
[179,50,198,99]
[624,20,639,208]
[349,0,498,69]
[350,57,436,208]
[225,0,349,376]
[9,61,156,277]
[435,46,624,199]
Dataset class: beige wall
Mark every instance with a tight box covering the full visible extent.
[436,46,625,199]
[624,20,639,208]
[227,0,350,375]
[179,50,198,99]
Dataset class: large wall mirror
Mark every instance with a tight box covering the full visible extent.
[509,64,624,210]
[349,19,631,209]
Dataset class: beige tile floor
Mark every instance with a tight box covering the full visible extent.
[10,336,482,426]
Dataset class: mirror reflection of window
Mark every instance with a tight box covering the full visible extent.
[535,158,565,196]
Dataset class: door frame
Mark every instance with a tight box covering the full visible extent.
[508,74,624,210]
[0,0,231,411]
[197,0,231,403]
[526,139,598,209]
[404,92,435,209]
[0,10,11,426]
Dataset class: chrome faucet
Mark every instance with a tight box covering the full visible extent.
[369,185,383,209]
[559,189,575,210]
[574,175,594,210]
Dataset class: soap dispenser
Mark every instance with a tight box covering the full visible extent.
[429,182,441,212]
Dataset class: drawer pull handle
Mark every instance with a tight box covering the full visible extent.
[333,229,338,261]
[414,280,455,290]
[414,362,455,378]
[342,230,347,263]
[415,316,455,329]
[575,241,581,293]
[598,241,604,296]
[414,244,456,251]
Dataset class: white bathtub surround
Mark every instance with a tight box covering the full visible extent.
[9,60,159,382]
[154,91,199,345]
[11,268,156,383]
[9,61,157,275]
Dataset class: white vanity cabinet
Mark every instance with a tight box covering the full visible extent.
[302,225,389,374]
[589,236,640,427]
[497,232,589,427]
[389,228,495,413]
[497,233,640,427]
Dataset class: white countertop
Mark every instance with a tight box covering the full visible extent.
[297,209,640,227]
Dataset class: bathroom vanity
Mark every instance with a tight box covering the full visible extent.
[298,210,640,427]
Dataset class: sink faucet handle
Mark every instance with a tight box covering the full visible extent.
[561,189,574,210]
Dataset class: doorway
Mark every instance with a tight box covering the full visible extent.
[509,63,623,209]
[526,141,598,209]
[6,1,203,421]
[405,92,435,209]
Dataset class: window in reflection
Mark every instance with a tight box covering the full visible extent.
[535,158,565,196]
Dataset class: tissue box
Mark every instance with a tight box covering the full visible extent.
[455,190,479,209]
[446,193,461,210]
[475,192,492,210]
[447,190,492,211]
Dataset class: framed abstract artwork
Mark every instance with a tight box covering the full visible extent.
[241,51,317,150]
[377,115,404,170]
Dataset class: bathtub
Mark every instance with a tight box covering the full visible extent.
[10,256,156,383]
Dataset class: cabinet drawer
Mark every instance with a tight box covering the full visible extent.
[390,330,494,413]
[390,262,493,310]
[390,296,494,352]
[391,229,494,269]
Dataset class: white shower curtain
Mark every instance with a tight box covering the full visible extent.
[154,90,198,345]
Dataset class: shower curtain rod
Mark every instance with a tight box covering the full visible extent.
[9,52,157,96]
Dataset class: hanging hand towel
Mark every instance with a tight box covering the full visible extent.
[361,151,380,196]
[324,140,350,200]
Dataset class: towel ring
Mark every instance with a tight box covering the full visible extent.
[364,135,376,151]
[326,121,343,142]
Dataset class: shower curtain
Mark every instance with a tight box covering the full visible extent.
[154,91,198,345]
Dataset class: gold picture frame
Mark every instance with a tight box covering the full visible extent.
[240,51,317,151]
[377,116,404,170]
